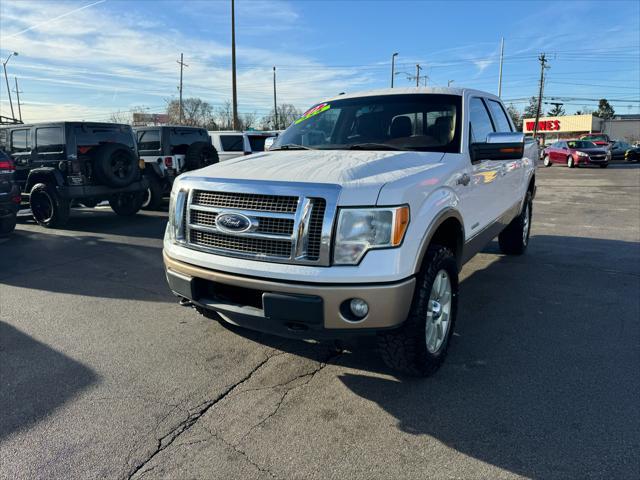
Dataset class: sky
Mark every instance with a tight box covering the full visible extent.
[0,0,639,123]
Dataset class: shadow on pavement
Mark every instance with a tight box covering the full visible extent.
[0,321,98,441]
[221,234,640,478]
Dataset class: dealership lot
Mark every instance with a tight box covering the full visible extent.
[1,164,638,479]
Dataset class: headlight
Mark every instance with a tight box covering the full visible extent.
[576,151,588,157]
[168,187,188,243]
[333,206,410,265]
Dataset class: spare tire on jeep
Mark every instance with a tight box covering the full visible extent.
[92,143,140,188]
[185,142,218,171]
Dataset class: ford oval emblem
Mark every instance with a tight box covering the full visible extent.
[215,212,252,233]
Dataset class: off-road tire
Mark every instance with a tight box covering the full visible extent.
[185,142,218,171]
[109,191,144,216]
[0,214,17,236]
[141,174,163,210]
[499,191,532,255]
[543,155,551,167]
[377,245,458,377]
[92,143,140,188]
[29,182,71,228]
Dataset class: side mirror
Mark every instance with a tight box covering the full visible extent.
[470,132,525,161]
[264,136,276,151]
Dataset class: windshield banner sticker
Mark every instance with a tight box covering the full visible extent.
[295,103,330,124]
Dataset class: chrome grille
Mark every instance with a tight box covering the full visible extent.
[191,230,291,257]
[307,198,326,260]
[192,190,298,213]
[183,185,337,266]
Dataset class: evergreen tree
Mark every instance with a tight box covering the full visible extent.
[595,99,615,119]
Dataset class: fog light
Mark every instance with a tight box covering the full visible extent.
[349,298,369,319]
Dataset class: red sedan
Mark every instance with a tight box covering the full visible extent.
[542,140,610,168]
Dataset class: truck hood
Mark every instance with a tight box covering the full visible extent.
[193,150,445,205]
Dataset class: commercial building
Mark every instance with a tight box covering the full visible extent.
[523,114,640,143]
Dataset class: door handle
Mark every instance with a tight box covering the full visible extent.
[456,173,470,186]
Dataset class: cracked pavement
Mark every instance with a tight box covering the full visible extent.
[1,165,639,479]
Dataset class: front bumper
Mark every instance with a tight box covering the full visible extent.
[164,252,416,340]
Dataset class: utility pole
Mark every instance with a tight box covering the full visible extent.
[498,37,504,97]
[533,53,549,139]
[231,0,239,130]
[415,64,422,87]
[177,53,188,124]
[272,66,278,130]
[390,52,398,88]
[13,77,22,122]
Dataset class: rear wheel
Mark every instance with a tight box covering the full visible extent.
[543,155,552,167]
[567,155,575,168]
[499,191,532,255]
[377,245,458,377]
[141,174,163,210]
[0,214,17,236]
[185,142,218,171]
[29,182,70,228]
[109,191,144,216]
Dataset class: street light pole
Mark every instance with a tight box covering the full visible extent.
[231,0,239,130]
[177,53,188,124]
[2,52,18,120]
[498,37,504,97]
[273,66,278,130]
[390,52,398,88]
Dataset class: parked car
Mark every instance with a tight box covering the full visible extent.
[0,122,147,228]
[609,140,640,162]
[208,131,277,161]
[135,126,218,209]
[164,87,537,377]
[542,140,609,168]
[0,149,20,236]
[579,133,611,147]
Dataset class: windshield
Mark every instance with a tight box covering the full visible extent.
[583,135,607,142]
[273,94,462,152]
[567,140,597,149]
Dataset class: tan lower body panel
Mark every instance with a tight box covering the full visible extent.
[164,252,416,330]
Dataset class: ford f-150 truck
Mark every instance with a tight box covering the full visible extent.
[163,88,537,376]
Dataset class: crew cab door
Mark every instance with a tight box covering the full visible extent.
[456,97,505,239]
[485,98,525,211]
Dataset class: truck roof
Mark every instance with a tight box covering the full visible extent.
[323,87,501,103]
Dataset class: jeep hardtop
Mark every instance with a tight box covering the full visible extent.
[163,88,538,376]
[135,126,218,209]
[0,122,147,228]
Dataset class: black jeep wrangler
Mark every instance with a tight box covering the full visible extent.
[0,122,147,228]
[135,126,218,209]
[0,149,20,236]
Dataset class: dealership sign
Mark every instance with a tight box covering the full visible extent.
[522,114,598,134]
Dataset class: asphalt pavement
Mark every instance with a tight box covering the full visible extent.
[1,163,639,479]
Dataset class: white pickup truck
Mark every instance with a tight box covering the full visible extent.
[164,88,537,376]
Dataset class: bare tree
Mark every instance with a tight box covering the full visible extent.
[260,103,302,130]
[214,100,234,130]
[166,97,215,126]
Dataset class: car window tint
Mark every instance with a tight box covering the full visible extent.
[138,130,160,150]
[487,100,512,132]
[170,128,205,145]
[469,97,495,143]
[220,135,244,152]
[36,127,64,153]
[11,129,31,153]
[247,136,266,152]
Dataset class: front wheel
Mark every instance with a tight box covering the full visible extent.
[109,191,144,216]
[567,155,575,168]
[29,183,71,228]
[378,245,458,377]
[499,191,532,255]
[543,155,552,167]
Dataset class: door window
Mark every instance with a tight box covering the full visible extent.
[469,98,495,143]
[36,127,64,153]
[11,129,31,153]
[487,100,513,132]
[220,135,244,152]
